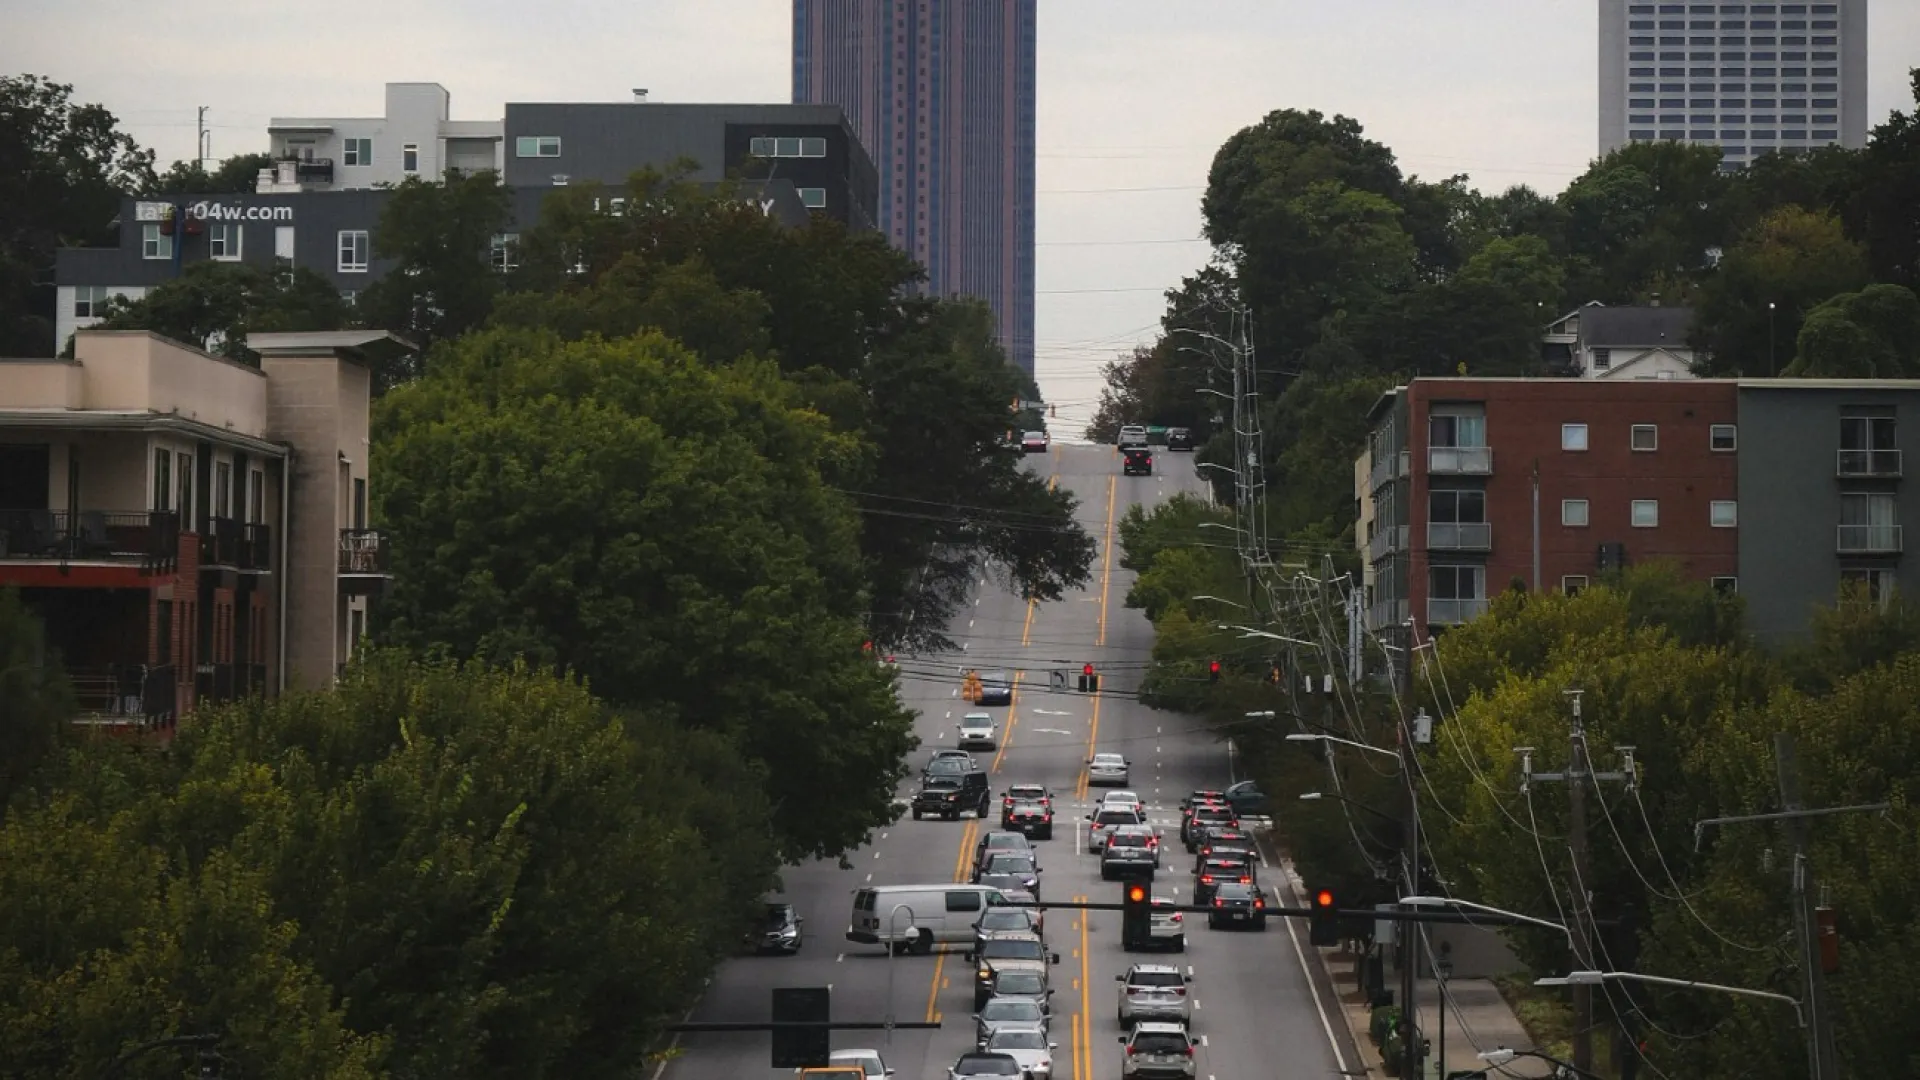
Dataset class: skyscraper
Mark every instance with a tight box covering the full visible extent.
[794,0,1036,373]
[1598,0,1868,168]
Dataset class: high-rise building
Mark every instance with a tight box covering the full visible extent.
[793,0,1036,373]
[1597,0,1868,169]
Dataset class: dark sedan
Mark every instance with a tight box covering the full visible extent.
[1208,881,1268,930]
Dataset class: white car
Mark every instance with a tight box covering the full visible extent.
[958,712,999,750]
[1087,752,1130,786]
[983,1025,1057,1078]
[1100,790,1143,812]
[824,1048,893,1076]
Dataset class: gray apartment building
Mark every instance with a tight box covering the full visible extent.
[1597,0,1868,168]
[54,84,878,353]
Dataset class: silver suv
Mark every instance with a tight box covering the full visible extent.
[1118,1022,1196,1079]
[1115,962,1194,1027]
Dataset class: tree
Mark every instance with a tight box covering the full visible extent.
[89,260,350,362]
[373,327,916,862]
[1784,282,1920,378]
[0,589,74,822]
[1693,206,1872,375]
[1558,142,1734,303]
[148,152,275,195]
[1853,69,1920,292]
[0,75,155,354]
[358,170,513,378]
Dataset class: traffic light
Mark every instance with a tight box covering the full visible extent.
[1208,659,1221,683]
[770,986,831,1068]
[1267,663,1282,685]
[1308,887,1339,946]
[1121,882,1150,949]
[1079,662,1098,693]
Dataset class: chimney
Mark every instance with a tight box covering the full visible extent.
[632,88,649,103]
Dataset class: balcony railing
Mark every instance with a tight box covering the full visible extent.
[1367,598,1410,631]
[68,663,176,730]
[0,509,179,567]
[1427,597,1491,626]
[1837,449,1902,478]
[1428,446,1493,475]
[1837,524,1903,554]
[279,156,334,183]
[1367,524,1408,562]
[1369,449,1411,490]
[199,517,273,571]
[195,662,270,705]
[339,529,389,575]
[1427,521,1493,550]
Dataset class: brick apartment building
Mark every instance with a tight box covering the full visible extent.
[0,329,404,734]
[1359,377,1920,647]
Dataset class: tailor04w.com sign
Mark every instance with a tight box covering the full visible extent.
[134,201,295,223]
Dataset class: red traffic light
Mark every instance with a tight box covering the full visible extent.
[1209,660,1221,674]
[1083,663,1095,677]
[1126,883,1147,903]
[1314,889,1335,908]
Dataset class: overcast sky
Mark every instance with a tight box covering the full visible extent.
[7,0,1917,427]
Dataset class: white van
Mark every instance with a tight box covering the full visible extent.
[847,884,1014,953]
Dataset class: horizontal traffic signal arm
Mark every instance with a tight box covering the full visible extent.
[1001,899,1616,925]
[670,1021,943,1032]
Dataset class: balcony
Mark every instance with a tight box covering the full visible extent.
[1367,598,1410,631]
[1836,524,1902,554]
[1367,524,1408,562]
[1837,449,1902,478]
[1428,446,1493,475]
[339,529,390,595]
[1427,521,1493,551]
[1427,597,1491,626]
[0,509,179,569]
[68,663,177,732]
[199,517,273,571]
[1369,449,1411,490]
[279,156,334,184]
[195,662,270,705]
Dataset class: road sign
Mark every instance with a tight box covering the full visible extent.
[771,987,831,1068]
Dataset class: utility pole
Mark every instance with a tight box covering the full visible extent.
[1776,734,1841,1080]
[1517,690,1637,1076]
[1530,458,1541,593]
[1399,713,1423,1080]
[196,106,210,167]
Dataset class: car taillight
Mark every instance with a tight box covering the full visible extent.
[1169,913,1182,922]
[1200,875,1213,884]
[1214,898,1225,907]
[1185,1046,1195,1057]
[1172,986,1186,996]
[1238,876,1250,884]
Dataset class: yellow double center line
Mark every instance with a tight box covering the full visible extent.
[1074,893,1092,1080]
[1076,475,1118,801]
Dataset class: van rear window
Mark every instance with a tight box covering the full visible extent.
[854,890,875,912]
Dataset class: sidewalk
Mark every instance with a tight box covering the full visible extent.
[1263,847,1552,1078]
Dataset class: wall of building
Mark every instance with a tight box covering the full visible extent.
[72,331,269,435]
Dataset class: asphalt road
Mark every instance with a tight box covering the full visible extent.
[660,442,1358,1080]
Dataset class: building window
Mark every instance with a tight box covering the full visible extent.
[176,450,194,533]
[142,224,172,260]
[515,136,562,158]
[1711,500,1739,527]
[1591,347,1612,371]
[798,187,827,208]
[248,469,264,524]
[1708,423,1737,451]
[1631,424,1659,451]
[1839,414,1897,476]
[1632,499,1661,527]
[214,460,232,519]
[342,138,372,166]
[152,448,172,512]
[1563,575,1591,596]
[402,144,419,173]
[340,290,357,307]
[1429,565,1488,625]
[208,222,242,260]
[1839,493,1899,551]
[1841,568,1896,607]
[74,285,112,318]
[1711,575,1739,594]
[1563,499,1591,527]
[1562,423,1589,451]
[337,230,370,273]
[491,233,519,272]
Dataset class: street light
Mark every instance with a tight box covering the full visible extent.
[1195,388,1236,401]
[1230,625,1315,647]
[1300,791,1398,824]
[1768,300,1778,376]
[1194,461,1240,476]
[1399,895,1571,936]
[1536,970,1805,1026]
[1197,522,1244,533]
[1473,1047,1604,1079]
[884,903,919,1042]
[1287,731,1400,761]
[1191,594,1248,609]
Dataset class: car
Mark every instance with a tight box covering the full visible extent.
[968,931,1056,1007]
[973,906,1045,952]
[1101,826,1161,881]
[1146,897,1187,952]
[1181,805,1238,850]
[976,670,1014,706]
[924,754,977,781]
[1122,447,1154,476]
[974,830,1034,875]
[983,1025,1057,1079]
[797,1067,867,1079]
[1086,804,1144,854]
[914,768,992,820]
[1115,963,1194,1027]
[1224,779,1269,816]
[958,712,999,750]
[1166,427,1193,450]
[975,851,1042,898]
[1021,431,1050,454]
[1208,880,1268,930]
[1003,783,1054,813]
[1099,790,1143,813]
[1003,799,1055,839]
[1192,833,1255,872]
[930,748,975,766]
[1117,424,1149,449]
[975,998,1050,1049]
[978,962,1054,1016]
[750,901,803,954]
[826,1048,894,1077]
[1118,1022,1198,1079]
[949,1051,1026,1079]
[1087,752,1131,787]
[1180,790,1226,810]
[1193,855,1254,906]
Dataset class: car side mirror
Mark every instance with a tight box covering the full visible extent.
[1114,974,1124,981]
[1050,952,1061,963]
[1117,1035,1127,1044]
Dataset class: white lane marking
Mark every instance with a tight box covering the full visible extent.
[961,642,969,650]
[975,598,981,606]
[873,851,882,859]
[865,872,873,883]
[969,619,975,629]
[1033,728,1072,735]
[1276,870,1354,1075]
[880,832,889,840]
[951,689,959,697]
[1033,709,1073,716]
[836,953,845,963]
[1186,965,1195,977]
[945,711,952,719]
[1157,726,1163,734]
[1199,1034,1209,1046]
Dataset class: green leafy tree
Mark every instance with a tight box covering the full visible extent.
[0,75,155,354]
[1854,69,1920,291]
[1694,205,1872,375]
[1783,282,1920,377]
[148,152,275,194]
[1558,142,1734,303]
[0,589,74,821]
[373,328,915,862]
[357,170,513,379]
[89,260,350,361]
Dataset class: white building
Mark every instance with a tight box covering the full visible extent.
[1597,0,1868,169]
[262,82,503,193]
[1543,303,1700,379]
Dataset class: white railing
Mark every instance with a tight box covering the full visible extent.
[1428,446,1492,475]
[1836,449,1902,478]
[1426,598,1491,626]
[1836,524,1902,553]
[1426,522,1492,550]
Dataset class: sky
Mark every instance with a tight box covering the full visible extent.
[7,0,1918,433]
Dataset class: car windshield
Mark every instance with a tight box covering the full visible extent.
[983,834,1028,851]
[1216,883,1257,900]
[927,759,966,776]
[989,1029,1048,1051]
[1128,970,1185,988]
[956,1056,1021,1075]
[979,910,1031,931]
[994,971,1045,995]
[981,1001,1043,1022]
[987,853,1035,872]
[982,939,1045,960]
[1133,1033,1188,1054]
[1108,832,1150,848]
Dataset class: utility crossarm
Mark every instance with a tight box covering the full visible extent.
[1693,802,1891,851]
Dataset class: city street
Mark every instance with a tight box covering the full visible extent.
[660,441,1361,1080]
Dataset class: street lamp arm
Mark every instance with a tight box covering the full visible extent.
[1579,971,1806,1026]
[1287,731,1399,760]
[1229,625,1316,646]
[101,1034,221,1080]
[1401,896,1570,935]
